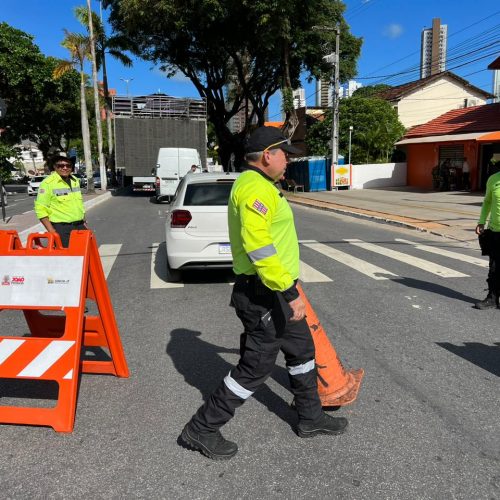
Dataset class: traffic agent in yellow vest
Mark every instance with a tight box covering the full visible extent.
[34,156,87,247]
[229,166,299,299]
[35,171,85,223]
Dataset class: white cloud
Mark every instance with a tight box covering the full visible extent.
[153,68,191,83]
[383,23,403,39]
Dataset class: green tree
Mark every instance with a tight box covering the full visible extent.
[54,31,95,191]
[0,23,81,158]
[103,0,361,169]
[74,5,132,185]
[352,84,392,98]
[306,97,405,164]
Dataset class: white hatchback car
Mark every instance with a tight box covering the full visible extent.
[165,172,239,280]
[27,175,47,196]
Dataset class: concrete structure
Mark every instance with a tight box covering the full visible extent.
[488,55,500,103]
[316,77,332,107]
[341,80,363,99]
[377,71,492,128]
[350,162,407,190]
[421,18,447,79]
[293,88,306,109]
[396,103,500,191]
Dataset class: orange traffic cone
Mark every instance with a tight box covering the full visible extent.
[297,284,364,407]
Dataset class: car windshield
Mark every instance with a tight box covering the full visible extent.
[183,182,234,206]
[33,176,45,182]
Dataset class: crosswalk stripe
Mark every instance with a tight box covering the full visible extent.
[150,243,184,289]
[299,260,332,282]
[345,239,469,278]
[98,244,122,279]
[395,238,489,268]
[303,242,397,280]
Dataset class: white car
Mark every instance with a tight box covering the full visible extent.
[165,172,239,280]
[27,175,47,196]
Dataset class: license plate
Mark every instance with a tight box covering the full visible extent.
[219,243,231,254]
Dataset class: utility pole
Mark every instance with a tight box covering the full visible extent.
[313,24,341,184]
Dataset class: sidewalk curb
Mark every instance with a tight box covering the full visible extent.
[18,191,113,243]
[287,195,474,244]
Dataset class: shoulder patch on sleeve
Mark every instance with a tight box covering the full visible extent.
[38,188,45,194]
[251,199,268,215]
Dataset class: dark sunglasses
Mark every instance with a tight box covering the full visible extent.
[55,163,73,169]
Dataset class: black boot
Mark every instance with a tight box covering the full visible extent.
[297,412,348,438]
[180,423,238,460]
[474,292,498,310]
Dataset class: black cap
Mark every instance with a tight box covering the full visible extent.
[245,126,300,154]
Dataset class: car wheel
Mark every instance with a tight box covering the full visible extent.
[166,256,182,283]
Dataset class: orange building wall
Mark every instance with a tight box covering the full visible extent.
[406,140,479,190]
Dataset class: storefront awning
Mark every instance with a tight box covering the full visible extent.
[396,132,485,145]
[476,131,500,142]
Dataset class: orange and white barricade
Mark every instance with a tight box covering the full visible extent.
[0,230,129,432]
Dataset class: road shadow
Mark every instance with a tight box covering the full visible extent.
[436,342,500,377]
[166,329,295,426]
[390,276,478,304]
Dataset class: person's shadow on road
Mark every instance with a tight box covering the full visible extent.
[166,328,295,427]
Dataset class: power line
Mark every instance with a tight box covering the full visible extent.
[359,10,500,79]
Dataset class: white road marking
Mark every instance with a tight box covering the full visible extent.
[345,239,469,278]
[395,238,489,268]
[98,244,122,279]
[17,340,75,377]
[299,260,332,282]
[150,242,184,289]
[303,241,397,280]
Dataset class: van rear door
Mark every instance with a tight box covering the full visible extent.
[178,148,201,177]
[157,148,180,197]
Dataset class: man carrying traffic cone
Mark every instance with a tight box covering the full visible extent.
[180,126,348,461]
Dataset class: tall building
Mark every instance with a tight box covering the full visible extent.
[315,77,332,107]
[340,80,363,98]
[493,70,500,103]
[292,88,306,109]
[420,18,447,79]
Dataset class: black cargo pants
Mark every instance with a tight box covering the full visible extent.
[52,221,86,248]
[190,275,323,433]
[487,231,500,295]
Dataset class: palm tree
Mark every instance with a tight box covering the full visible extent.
[53,31,94,192]
[75,5,132,185]
[86,0,106,190]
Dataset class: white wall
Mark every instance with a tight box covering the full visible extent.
[396,75,487,128]
[350,162,407,189]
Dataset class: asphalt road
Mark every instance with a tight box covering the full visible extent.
[0,191,35,218]
[0,192,498,499]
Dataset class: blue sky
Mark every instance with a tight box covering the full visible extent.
[2,0,499,121]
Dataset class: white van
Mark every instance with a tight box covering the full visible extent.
[154,147,202,202]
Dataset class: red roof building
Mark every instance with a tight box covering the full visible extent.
[396,103,500,191]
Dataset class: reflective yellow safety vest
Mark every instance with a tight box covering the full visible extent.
[34,172,85,223]
[479,171,500,232]
[228,167,299,292]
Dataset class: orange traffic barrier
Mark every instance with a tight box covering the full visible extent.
[297,284,364,407]
[0,229,129,432]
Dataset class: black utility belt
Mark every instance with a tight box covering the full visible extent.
[52,220,85,226]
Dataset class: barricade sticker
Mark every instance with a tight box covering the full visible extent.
[0,256,84,307]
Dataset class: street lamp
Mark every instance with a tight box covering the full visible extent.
[120,77,134,96]
[348,125,353,166]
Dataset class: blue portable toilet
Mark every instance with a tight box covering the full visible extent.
[285,157,328,192]
[308,157,327,191]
